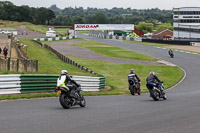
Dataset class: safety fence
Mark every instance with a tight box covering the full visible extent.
[0,37,38,72]
[33,36,75,42]
[142,39,193,45]
[12,36,38,72]
[0,74,106,95]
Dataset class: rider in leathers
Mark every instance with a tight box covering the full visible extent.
[59,70,81,98]
[146,71,164,92]
[128,69,140,83]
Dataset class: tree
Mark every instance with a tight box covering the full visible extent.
[74,16,85,24]
[135,22,154,33]
[46,9,55,25]
[156,23,174,31]
[93,12,109,24]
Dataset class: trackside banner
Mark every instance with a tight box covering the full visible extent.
[74,24,134,30]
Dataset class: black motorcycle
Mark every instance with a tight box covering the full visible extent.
[168,49,174,58]
[55,84,86,109]
[146,81,167,101]
[128,79,141,95]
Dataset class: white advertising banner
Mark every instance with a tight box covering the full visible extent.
[74,24,134,30]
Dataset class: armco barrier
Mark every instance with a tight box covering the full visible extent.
[33,37,72,42]
[0,74,106,95]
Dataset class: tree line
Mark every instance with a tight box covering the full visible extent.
[0,2,174,33]
[50,5,173,26]
[0,1,55,25]
[49,5,174,33]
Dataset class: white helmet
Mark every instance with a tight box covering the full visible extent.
[149,71,155,75]
[61,70,68,75]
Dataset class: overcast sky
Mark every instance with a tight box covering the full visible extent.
[4,0,200,10]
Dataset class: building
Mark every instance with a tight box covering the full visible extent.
[173,7,200,40]
[0,28,17,35]
[152,29,173,40]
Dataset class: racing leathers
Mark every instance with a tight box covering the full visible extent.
[146,75,164,92]
[58,74,81,98]
[128,72,140,83]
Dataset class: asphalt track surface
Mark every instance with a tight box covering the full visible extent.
[1,33,200,133]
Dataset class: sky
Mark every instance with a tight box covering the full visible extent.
[3,0,200,10]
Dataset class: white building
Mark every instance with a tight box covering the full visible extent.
[173,7,200,40]
[0,28,17,35]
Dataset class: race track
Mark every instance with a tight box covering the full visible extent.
[0,33,200,133]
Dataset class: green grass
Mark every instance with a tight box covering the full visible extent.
[54,28,69,35]
[0,20,28,28]
[74,40,158,61]
[0,34,184,100]
[69,57,184,93]
[0,20,48,33]
[26,24,47,33]
[17,39,94,76]
[79,31,88,34]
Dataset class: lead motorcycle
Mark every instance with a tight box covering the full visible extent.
[55,83,86,109]
[128,79,141,95]
[168,49,174,58]
[146,81,167,101]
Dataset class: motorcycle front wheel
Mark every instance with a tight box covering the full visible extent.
[79,96,86,107]
[163,93,167,100]
[129,85,135,95]
[149,89,159,101]
[59,93,72,109]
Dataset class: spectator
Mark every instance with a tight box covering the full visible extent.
[3,47,8,59]
[0,47,2,55]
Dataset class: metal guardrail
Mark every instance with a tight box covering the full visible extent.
[0,74,106,95]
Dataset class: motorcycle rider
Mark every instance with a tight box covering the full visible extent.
[58,70,81,98]
[146,71,164,93]
[168,49,174,57]
[128,69,140,84]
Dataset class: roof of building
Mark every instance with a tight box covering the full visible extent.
[0,28,17,31]
[173,7,200,11]
[153,29,173,36]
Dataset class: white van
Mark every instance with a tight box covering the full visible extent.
[46,30,57,37]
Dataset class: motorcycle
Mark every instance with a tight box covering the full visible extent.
[146,81,167,101]
[55,83,86,109]
[168,49,174,58]
[128,79,141,95]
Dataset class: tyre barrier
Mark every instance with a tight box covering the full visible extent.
[0,74,106,95]
[33,36,75,42]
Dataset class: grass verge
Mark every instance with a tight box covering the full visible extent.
[0,20,48,33]
[15,39,94,76]
[74,40,157,61]
[69,57,184,93]
[0,39,184,100]
[26,24,47,33]
[54,28,69,35]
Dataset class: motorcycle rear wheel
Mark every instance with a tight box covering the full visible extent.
[59,93,72,109]
[138,89,141,95]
